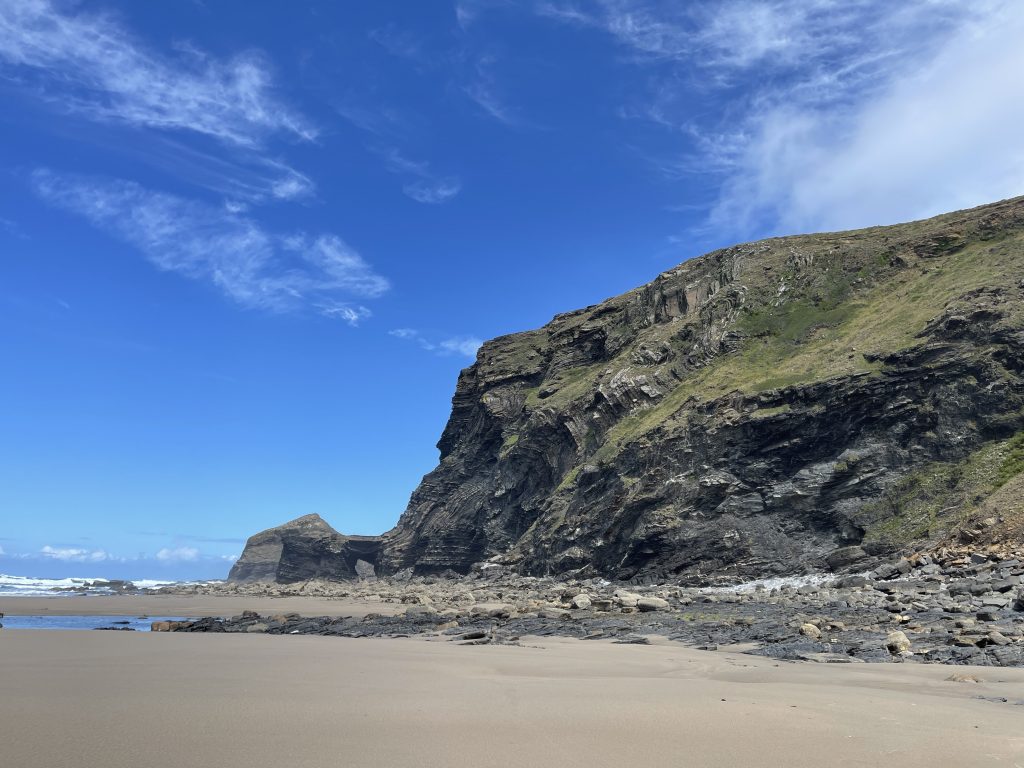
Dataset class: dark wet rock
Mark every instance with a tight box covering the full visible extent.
[228,513,382,584]
[826,546,869,571]
[183,543,1024,667]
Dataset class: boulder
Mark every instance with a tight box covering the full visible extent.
[825,546,868,571]
[800,623,822,639]
[636,597,670,612]
[613,590,642,608]
[570,594,592,610]
[885,630,912,655]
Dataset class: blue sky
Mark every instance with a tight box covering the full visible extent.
[2,0,1022,580]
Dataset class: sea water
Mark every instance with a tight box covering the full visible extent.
[0,574,178,596]
[0,615,186,631]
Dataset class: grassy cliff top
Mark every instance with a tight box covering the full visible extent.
[467,196,1024,446]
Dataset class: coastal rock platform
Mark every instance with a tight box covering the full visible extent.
[163,545,1024,667]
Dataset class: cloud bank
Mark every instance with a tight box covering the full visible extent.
[156,546,200,563]
[40,545,110,563]
[539,0,1024,236]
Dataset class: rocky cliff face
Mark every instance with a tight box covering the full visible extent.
[376,196,1024,583]
[229,514,380,583]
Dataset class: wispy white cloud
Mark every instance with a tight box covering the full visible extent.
[463,55,517,125]
[537,0,689,58]
[0,216,29,239]
[705,1,1024,233]
[389,328,419,339]
[156,546,199,562]
[267,165,316,201]
[12,542,238,566]
[40,545,110,562]
[540,1,982,94]
[0,1,316,207]
[0,0,316,148]
[440,336,483,357]
[390,329,482,358]
[540,0,937,69]
[96,136,316,207]
[32,170,389,323]
[540,0,1022,236]
[455,0,515,30]
[389,327,436,351]
[0,544,5,556]
[403,178,462,204]
[336,104,461,204]
[381,149,429,176]
[379,147,462,205]
[320,304,373,327]
[335,102,407,138]
[368,24,423,61]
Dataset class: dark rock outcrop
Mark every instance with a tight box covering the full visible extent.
[375,196,1024,582]
[232,197,1024,585]
[173,544,1024,667]
[228,514,381,583]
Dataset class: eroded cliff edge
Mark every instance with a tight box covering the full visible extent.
[374,196,1024,583]
[229,514,380,583]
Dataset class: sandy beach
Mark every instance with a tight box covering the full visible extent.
[0,594,401,618]
[1,630,1021,768]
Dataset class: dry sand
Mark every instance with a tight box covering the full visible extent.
[1,630,1022,768]
[0,594,401,618]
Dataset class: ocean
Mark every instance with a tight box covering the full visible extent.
[0,573,178,596]
[0,614,186,631]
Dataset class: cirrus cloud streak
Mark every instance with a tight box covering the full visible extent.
[32,170,388,324]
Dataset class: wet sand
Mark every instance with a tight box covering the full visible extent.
[0,594,400,618]
[1,630,1021,768]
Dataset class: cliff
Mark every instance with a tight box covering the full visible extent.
[375,196,1024,582]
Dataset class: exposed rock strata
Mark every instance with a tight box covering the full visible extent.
[232,197,1024,585]
[377,197,1024,581]
[228,514,380,584]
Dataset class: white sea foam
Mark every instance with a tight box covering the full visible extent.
[0,573,177,596]
[703,573,841,594]
[132,579,182,590]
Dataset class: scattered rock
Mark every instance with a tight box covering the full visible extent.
[799,623,822,640]
[155,545,1024,668]
[826,546,868,571]
[946,673,983,683]
[885,630,912,655]
[570,594,592,610]
[636,597,670,612]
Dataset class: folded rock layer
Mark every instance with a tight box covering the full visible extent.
[232,197,1024,584]
[376,196,1024,582]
